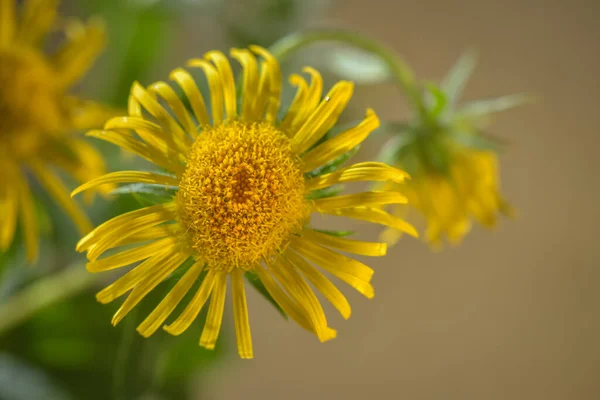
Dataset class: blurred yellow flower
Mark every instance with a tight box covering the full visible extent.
[381,148,512,248]
[0,0,112,261]
[73,46,416,358]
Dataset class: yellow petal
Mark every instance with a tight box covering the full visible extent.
[137,260,205,338]
[232,269,253,359]
[186,58,223,125]
[291,81,354,155]
[111,251,190,326]
[271,257,336,342]
[147,81,197,138]
[301,229,387,257]
[0,0,16,45]
[253,265,314,333]
[306,162,409,191]
[131,82,189,153]
[290,237,374,299]
[0,179,18,251]
[164,269,217,336]
[18,0,57,45]
[230,48,259,121]
[324,206,419,238]
[205,51,237,120]
[312,191,408,211]
[86,237,178,272]
[71,171,178,197]
[250,46,281,124]
[279,74,309,134]
[301,108,380,172]
[284,250,351,319]
[96,250,173,304]
[169,67,210,128]
[199,272,228,350]
[29,162,92,234]
[53,18,105,89]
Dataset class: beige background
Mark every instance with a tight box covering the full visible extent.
[196,0,600,399]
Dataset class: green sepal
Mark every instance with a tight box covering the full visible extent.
[110,183,177,207]
[312,229,356,237]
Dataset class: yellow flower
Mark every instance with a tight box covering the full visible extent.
[73,46,416,359]
[381,148,512,248]
[0,0,112,262]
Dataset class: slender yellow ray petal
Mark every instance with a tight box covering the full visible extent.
[164,269,217,335]
[250,46,281,123]
[0,182,18,251]
[148,81,197,137]
[291,236,373,282]
[312,191,408,211]
[114,224,180,247]
[0,0,16,45]
[86,130,184,175]
[186,59,224,125]
[105,117,179,152]
[95,250,172,304]
[11,167,39,262]
[290,237,375,299]
[323,206,419,238]
[131,82,190,153]
[253,265,314,333]
[65,96,118,131]
[53,18,105,89]
[71,171,177,197]
[137,261,205,337]
[199,272,227,350]
[111,251,189,326]
[86,237,178,272]
[169,67,210,128]
[291,81,354,155]
[77,202,175,253]
[232,269,253,359]
[302,229,387,257]
[302,109,380,172]
[29,162,92,234]
[284,250,351,319]
[306,162,409,192]
[230,48,258,121]
[205,51,237,120]
[279,74,309,134]
[302,67,324,116]
[18,0,58,45]
[271,257,336,342]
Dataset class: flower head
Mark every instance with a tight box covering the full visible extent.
[378,50,525,248]
[74,46,416,358]
[0,0,112,261]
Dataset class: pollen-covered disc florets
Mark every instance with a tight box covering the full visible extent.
[177,121,306,270]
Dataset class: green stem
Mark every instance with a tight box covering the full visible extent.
[113,308,139,400]
[0,264,96,334]
[269,30,426,115]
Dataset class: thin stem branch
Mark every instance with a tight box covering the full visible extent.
[0,264,96,334]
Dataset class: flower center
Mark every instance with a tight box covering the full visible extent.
[177,121,307,271]
[0,48,64,157]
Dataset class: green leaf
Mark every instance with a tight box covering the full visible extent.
[457,93,533,119]
[111,183,177,207]
[312,229,355,237]
[450,129,510,152]
[423,82,448,118]
[244,272,287,320]
[376,130,416,165]
[305,185,343,200]
[441,49,478,106]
